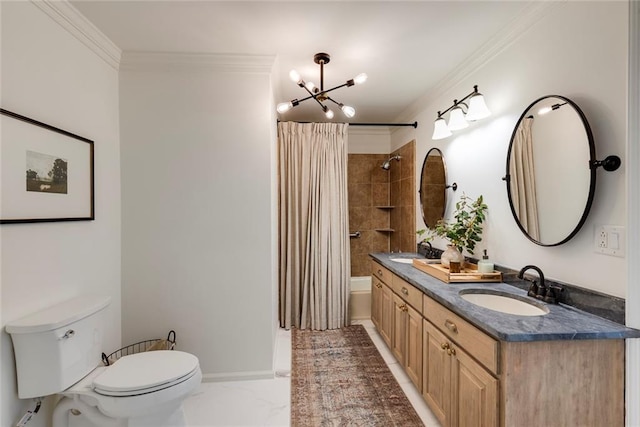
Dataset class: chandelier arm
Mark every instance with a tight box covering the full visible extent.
[312,96,327,110]
[295,93,321,104]
[291,82,351,106]
[316,82,350,98]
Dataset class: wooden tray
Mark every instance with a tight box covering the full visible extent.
[412,259,502,283]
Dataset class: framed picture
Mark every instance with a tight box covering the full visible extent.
[1,109,94,224]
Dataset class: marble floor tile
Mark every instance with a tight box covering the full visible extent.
[184,320,440,426]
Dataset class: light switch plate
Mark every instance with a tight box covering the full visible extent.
[594,225,625,257]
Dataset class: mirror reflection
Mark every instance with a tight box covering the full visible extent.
[506,95,594,246]
[419,148,447,229]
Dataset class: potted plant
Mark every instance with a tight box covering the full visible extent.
[433,193,488,267]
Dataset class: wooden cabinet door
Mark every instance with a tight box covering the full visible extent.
[423,320,449,427]
[379,282,393,348]
[391,293,406,363]
[371,277,382,329]
[450,344,498,427]
[405,303,423,391]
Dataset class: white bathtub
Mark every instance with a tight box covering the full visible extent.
[349,276,372,320]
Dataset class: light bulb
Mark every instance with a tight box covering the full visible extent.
[305,81,315,92]
[277,102,293,114]
[325,108,334,119]
[432,117,452,140]
[341,105,355,118]
[289,69,301,83]
[353,73,368,85]
[447,106,468,131]
[538,103,565,115]
[465,94,491,121]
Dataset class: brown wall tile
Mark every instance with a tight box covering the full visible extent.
[347,143,416,274]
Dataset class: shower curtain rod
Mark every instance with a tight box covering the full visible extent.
[350,122,418,128]
[278,120,418,128]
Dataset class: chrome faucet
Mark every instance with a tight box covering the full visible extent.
[518,265,563,304]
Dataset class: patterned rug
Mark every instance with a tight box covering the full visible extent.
[291,324,424,426]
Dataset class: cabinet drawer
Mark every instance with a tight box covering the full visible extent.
[423,295,499,374]
[392,275,423,311]
[371,260,393,284]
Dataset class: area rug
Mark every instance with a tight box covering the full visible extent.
[291,324,424,426]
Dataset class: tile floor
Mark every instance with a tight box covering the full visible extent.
[183,320,441,426]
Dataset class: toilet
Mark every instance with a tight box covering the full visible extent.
[5,295,202,427]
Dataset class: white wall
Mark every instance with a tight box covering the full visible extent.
[394,2,628,298]
[348,127,391,154]
[119,53,277,380]
[0,2,121,426]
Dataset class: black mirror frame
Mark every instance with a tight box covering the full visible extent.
[419,147,454,229]
[504,95,596,247]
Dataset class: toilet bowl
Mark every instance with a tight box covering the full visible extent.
[54,350,202,426]
[5,296,202,427]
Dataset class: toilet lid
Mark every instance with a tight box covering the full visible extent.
[93,350,199,396]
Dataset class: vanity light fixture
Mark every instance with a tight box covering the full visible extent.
[276,52,367,119]
[431,85,491,140]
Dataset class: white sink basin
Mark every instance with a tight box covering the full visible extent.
[389,258,415,264]
[459,290,549,316]
[390,257,438,264]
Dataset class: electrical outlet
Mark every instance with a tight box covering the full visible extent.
[598,230,607,248]
[594,225,625,257]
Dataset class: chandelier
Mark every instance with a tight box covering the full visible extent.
[276,52,367,119]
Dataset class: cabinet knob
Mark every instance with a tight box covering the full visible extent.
[376,283,382,289]
[377,269,383,276]
[447,347,457,356]
[441,342,450,350]
[445,319,458,334]
[401,287,409,295]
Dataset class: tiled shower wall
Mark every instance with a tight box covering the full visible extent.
[390,141,416,254]
[348,153,390,277]
[348,140,416,277]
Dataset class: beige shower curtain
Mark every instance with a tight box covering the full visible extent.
[509,117,540,240]
[278,122,351,330]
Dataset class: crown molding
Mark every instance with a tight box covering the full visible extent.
[31,0,122,71]
[396,1,564,123]
[120,52,276,74]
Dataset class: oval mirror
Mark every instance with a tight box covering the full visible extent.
[505,95,595,246]
[419,147,450,229]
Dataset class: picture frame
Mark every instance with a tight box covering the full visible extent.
[1,108,94,224]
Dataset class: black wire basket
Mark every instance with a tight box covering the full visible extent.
[101,330,176,366]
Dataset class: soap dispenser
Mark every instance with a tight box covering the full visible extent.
[477,250,494,273]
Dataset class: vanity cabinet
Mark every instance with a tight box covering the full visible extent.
[391,292,423,389]
[371,261,422,389]
[422,299,498,427]
[392,275,423,389]
[371,277,382,330]
[370,258,625,427]
[371,261,394,347]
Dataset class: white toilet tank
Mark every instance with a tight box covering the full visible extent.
[5,295,111,399]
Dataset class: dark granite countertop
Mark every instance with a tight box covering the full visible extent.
[370,252,640,342]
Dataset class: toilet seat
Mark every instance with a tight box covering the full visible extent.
[92,350,199,397]
[63,350,202,421]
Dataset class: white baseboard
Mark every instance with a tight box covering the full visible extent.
[201,370,275,383]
